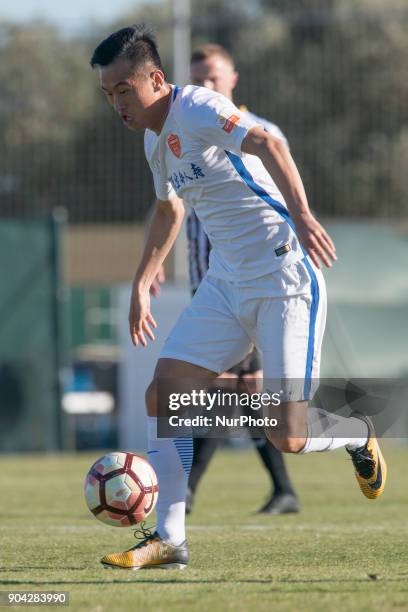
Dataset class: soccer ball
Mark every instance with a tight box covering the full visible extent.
[84,452,159,527]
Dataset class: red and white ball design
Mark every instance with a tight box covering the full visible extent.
[84,452,159,527]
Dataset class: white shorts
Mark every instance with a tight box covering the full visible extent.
[160,257,327,398]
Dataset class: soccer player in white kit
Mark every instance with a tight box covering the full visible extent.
[156,43,300,516]
[91,24,387,570]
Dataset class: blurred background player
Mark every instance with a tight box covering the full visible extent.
[152,44,299,516]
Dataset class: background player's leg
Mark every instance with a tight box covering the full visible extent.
[238,364,299,514]
[186,437,221,513]
[187,370,251,513]
[186,370,239,513]
[254,439,299,513]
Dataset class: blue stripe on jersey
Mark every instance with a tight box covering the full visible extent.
[225,151,299,237]
[303,257,320,399]
[225,149,319,398]
[173,86,180,101]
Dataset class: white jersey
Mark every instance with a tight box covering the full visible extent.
[186,106,288,292]
[144,85,304,282]
[240,107,288,148]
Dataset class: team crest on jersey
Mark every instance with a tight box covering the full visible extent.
[167,134,182,158]
[218,112,240,134]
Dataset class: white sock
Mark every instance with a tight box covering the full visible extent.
[147,416,193,546]
[299,408,369,454]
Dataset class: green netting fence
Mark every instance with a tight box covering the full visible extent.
[0,211,67,451]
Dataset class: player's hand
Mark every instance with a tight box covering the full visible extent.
[293,212,337,269]
[149,265,166,298]
[128,285,157,347]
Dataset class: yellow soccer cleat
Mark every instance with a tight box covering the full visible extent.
[101,527,189,570]
[347,415,387,500]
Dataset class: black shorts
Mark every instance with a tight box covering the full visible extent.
[227,348,261,377]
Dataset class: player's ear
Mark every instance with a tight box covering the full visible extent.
[151,69,165,92]
[232,70,239,91]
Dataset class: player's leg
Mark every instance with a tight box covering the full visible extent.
[102,276,253,569]
[148,276,252,543]
[257,258,386,499]
[145,357,216,543]
[101,357,216,570]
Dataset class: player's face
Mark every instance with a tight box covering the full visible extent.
[190,55,238,100]
[99,57,165,131]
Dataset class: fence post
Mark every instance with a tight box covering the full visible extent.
[49,208,69,451]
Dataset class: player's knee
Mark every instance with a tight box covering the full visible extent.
[272,437,305,453]
[264,428,305,453]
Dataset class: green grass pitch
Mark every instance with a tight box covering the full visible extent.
[0,444,407,611]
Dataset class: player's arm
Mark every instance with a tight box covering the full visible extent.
[241,126,336,269]
[143,207,167,297]
[129,196,184,347]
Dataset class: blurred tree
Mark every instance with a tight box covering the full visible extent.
[0,0,407,221]
[0,22,97,217]
[65,4,174,223]
[206,0,408,217]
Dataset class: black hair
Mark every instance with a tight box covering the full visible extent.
[90,24,162,70]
